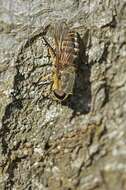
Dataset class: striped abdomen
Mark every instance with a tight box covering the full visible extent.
[58,31,80,67]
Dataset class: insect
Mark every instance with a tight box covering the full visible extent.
[42,22,80,101]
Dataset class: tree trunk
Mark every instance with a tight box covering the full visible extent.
[0,0,126,189]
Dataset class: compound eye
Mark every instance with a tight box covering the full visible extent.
[53,90,66,101]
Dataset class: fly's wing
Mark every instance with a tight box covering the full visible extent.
[52,22,69,53]
[52,23,79,67]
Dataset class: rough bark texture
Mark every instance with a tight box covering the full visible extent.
[0,0,126,190]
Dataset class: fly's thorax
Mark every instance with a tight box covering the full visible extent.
[52,66,76,101]
[60,66,76,94]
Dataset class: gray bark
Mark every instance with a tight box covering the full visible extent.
[0,0,126,189]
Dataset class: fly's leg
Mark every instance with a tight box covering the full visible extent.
[31,34,55,103]
[31,73,53,105]
[32,36,55,98]
[42,36,56,61]
[32,74,52,86]
[37,73,53,97]
[33,35,55,86]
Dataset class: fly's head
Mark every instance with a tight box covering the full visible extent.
[52,65,76,101]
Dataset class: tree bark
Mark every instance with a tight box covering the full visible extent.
[0,0,126,189]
